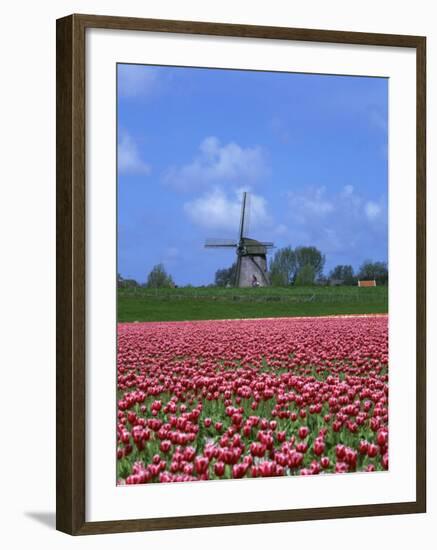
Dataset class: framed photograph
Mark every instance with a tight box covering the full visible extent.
[56,14,426,535]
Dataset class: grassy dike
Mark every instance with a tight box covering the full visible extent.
[117,286,388,322]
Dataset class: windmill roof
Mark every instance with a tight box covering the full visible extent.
[240,237,268,255]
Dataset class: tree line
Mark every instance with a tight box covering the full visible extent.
[215,245,388,287]
[118,263,175,289]
[118,246,388,289]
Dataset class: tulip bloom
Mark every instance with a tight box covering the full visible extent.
[159,440,172,453]
[250,442,266,458]
[194,456,209,475]
[232,463,248,479]
[117,315,388,484]
[368,443,379,458]
[313,438,325,456]
[214,461,225,476]
[359,440,369,455]
[335,462,349,473]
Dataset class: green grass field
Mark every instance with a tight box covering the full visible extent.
[117,285,388,322]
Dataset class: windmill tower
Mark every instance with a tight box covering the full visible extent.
[205,192,274,287]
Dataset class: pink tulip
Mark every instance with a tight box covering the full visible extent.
[117,315,388,484]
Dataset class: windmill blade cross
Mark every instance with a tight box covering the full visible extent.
[243,192,251,239]
[202,189,275,287]
[238,191,247,243]
[204,238,237,248]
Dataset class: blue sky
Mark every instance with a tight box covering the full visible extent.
[117,64,388,286]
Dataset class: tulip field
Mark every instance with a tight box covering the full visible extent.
[117,314,388,484]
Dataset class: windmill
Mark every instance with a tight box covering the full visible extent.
[205,192,274,287]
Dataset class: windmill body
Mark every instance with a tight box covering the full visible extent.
[205,192,273,288]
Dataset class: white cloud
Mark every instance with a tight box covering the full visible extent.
[118,133,151,175]
[285,185,387,262]
[288,185,386,226]
[342,184,354,197]
[118,65,158,98]
[288,186,334,222]
[163,136,267,191]
[365,201,382,220]
[184,188,270,231]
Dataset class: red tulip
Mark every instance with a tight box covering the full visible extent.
[160,440,171,453]
[250,442,266,458]
[298,426,309,439]
[117,315,388,484]
[335,461,349,473]
[214,461,225,476]
[313,438,325,456]
[377,428,388,447]
[368,443,379,458]
[232,463,248,479]
[194,456,209,475]
[336,444,346,460]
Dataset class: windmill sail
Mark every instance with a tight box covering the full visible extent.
[204,238,237,248]
[204,191,274,287]
[238,192,247,242]
[242,192,251,239]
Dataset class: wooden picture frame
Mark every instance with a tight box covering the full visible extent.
[56,13,426,535]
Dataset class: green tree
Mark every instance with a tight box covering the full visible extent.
[295,264,316,286]
[329,264,356,285]
[358,260,388,285]
[269,246,297,286]
[215,262,237,287]
[117,273,139,289]
[295,246,325,279]
[146,263,175,289]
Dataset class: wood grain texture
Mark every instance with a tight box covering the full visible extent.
[56,14,86,535]
[415,37,427,514]
[56,15,74,534]
[56,13,427,535]
[76,501,420,535]
[75,13,423,47]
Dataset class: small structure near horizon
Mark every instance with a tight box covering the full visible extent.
[204,192,274,288]
[358,280,377,287]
